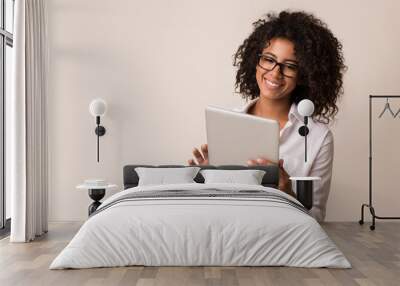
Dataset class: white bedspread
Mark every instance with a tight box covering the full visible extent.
[50,183,351,269]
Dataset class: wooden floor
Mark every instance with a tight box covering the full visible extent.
[0,222,399,286]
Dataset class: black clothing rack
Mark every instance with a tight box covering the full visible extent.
[359,95,400,230]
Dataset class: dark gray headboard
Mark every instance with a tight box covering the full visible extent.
[123,165,279,189]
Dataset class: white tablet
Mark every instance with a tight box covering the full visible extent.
[205,106,279,165]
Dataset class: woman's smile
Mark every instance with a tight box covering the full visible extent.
[264,78,283,89]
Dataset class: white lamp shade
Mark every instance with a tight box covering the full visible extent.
[297,99,314,117]
[89,98,107,117]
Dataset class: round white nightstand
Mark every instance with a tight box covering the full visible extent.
[76,182,117,216]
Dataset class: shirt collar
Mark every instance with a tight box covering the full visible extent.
[242,99,303,123]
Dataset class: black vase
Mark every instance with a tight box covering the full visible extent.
[295,180,313,210]
[88,188,106,216]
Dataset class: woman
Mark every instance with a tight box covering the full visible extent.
[188,11,346,222]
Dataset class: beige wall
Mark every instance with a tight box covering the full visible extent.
[46,0,400,221]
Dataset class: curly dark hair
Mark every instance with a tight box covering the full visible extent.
[233,10,346,123]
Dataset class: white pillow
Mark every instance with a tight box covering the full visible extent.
[200,169,266,185]
[135,167,201,186]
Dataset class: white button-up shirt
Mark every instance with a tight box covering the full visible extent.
[237,99,334,221]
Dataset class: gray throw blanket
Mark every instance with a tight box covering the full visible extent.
[91,189,309,217]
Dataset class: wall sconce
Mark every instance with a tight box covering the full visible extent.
[89,98,107,162]
[297,99,314,163]
[290,99,319,210]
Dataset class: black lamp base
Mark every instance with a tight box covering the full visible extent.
[298,126,309,136]
[95,126,106,136]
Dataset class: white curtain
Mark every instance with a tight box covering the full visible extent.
[9,0,48,242]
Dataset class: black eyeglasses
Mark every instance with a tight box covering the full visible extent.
[257,54,298,78]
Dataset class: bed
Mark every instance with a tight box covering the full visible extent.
[50,165,350,269]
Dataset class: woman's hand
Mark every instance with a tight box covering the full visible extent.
[247,158,295,198]
[188,144,209,166]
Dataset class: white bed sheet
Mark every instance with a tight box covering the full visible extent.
[50,183,350,269]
